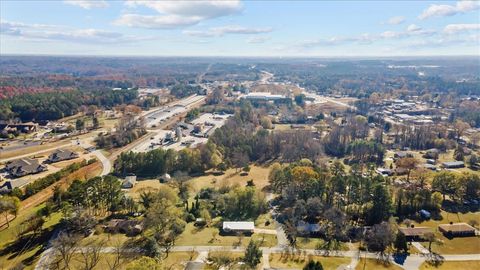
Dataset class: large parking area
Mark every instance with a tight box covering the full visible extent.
[132,113,232,152]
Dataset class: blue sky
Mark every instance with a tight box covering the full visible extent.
[1,0,479,56]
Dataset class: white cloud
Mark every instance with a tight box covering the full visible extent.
[116,0,243,29]
[444,23,480,34]
[386,16,406,25]
[0,20,150,44]
[184,25,272,37]
[407,24,422,32]
[419,1,479,20]
[246,36,270,44]
[64,0,109,9]
[114,14,202,29]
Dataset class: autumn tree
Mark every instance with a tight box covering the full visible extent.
[0,196,20,228]
[396,157,419,182]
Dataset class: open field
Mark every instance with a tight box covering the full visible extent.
[187,165,272,194]
[419,260,480,270]
[269,253,350,270]
[125,179,169,199]
[251,83,303,96]
[0,204,62,270]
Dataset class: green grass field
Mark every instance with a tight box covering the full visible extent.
[0,204,62,270]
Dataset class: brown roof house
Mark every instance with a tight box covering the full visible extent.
[438,223,476,237]
[46,149,79,163]
[398,226,433,241]
[5,158,47,178]
[103,219,143,236]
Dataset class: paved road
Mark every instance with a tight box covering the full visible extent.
[0,142,72,163]
[91,150,111,176]
[77,140,111,176]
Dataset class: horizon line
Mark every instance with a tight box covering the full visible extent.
[1,53,479,59]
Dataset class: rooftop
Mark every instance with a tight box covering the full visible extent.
[222,221,255,231]
[438,223,476,233]
[398,227,433,237]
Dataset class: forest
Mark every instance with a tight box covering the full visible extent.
[0,89,138,121]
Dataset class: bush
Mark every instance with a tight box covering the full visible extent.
[21,161,87,200]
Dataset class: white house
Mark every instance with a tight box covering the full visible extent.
[222,221,254,234]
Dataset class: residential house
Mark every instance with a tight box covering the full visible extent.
[442,161,465,169]
[103,219,143,236]
[394,151,412,160]
[222,221,254,235]
[4,158,47,178]
[398,226,433,241]
[438,223,476,237]
[46,149,79,163]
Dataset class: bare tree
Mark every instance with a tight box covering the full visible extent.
[106,240,126,270]
[78,239,105,270]
[51,232,80,270]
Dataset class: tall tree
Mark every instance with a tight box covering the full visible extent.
[243,240,262,269]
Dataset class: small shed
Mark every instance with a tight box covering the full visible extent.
[122,175,137,189]
[222,221,254,235]
[438,223,476,237]
[159,173,171,183]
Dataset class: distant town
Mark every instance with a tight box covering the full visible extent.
[0,56,479,270]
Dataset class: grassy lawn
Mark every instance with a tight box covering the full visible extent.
[419,261,480,270]
[355,259,403,270]
[67,251,196,270]
[0,205,62,270]
[255,213,276,230]
[125,179,170,199]
[411,211,480,254]
[296,237,323,249]
[187,165,272,194]
[79,232,133,247]
[175,223,277,247]
[269,253,350,270]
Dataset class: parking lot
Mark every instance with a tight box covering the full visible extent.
[132,113,232,153]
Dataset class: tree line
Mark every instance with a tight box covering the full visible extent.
[0,89,138,122]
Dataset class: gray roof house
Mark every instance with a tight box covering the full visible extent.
[5,158,47,178]
[442,161,465,169]
[47,149,79,163]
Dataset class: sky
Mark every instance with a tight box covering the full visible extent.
[0,0,479,57]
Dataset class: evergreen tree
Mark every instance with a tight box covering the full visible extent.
[303,260,323,270]
[243,240,262,269]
